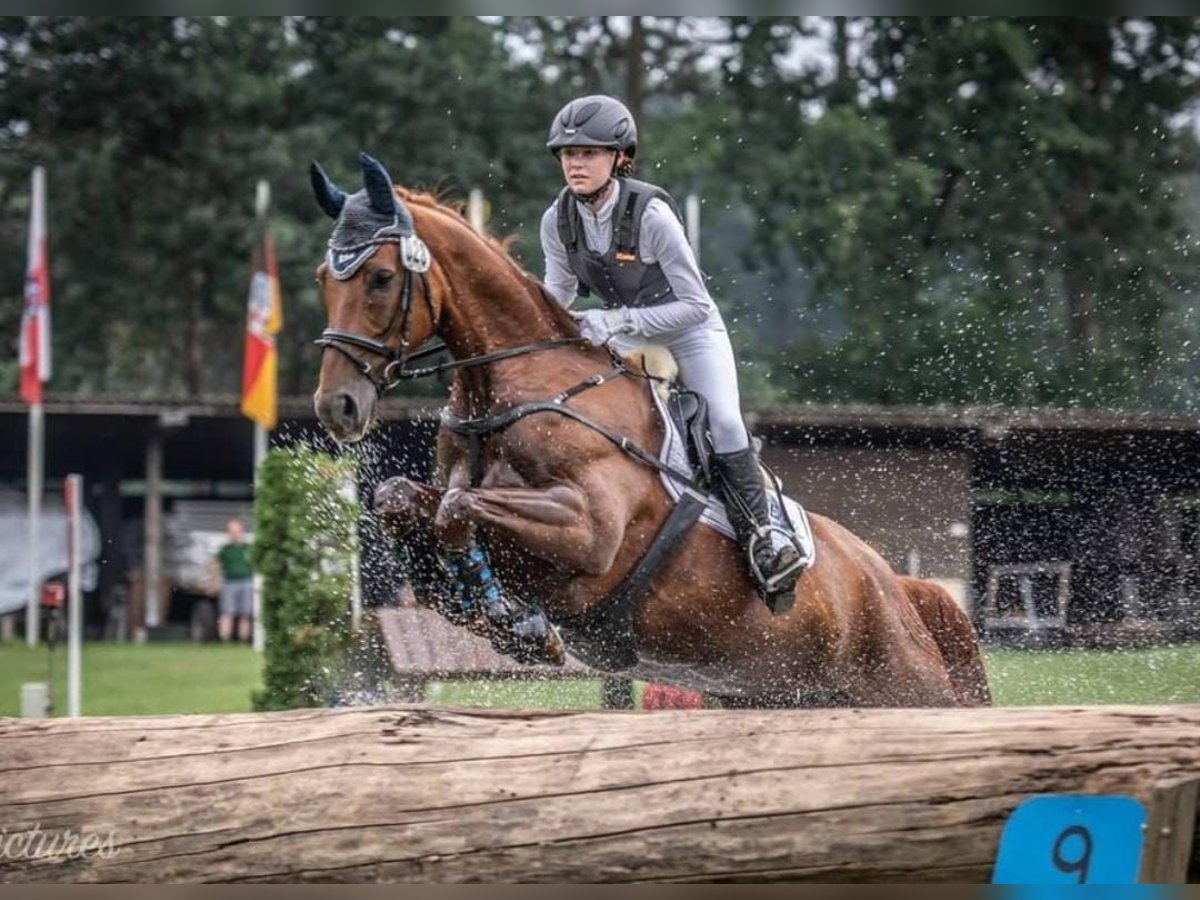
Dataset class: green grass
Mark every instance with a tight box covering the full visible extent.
[2,640,1198,717]
[983,645,1200,706]
[427,678,605,709]
[0,641,263,717]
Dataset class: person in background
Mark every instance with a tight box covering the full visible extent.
[214,518,254,642]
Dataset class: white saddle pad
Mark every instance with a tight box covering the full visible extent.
[650,388,816,567]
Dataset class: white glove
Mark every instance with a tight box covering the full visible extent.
[571,307,638,345]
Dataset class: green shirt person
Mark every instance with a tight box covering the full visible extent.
[216,541,254,581]
[214,518,254,642]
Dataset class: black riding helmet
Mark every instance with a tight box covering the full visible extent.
[546,94,638,160]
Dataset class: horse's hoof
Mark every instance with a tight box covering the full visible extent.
[500,612,566,667]
[374,478,421,536]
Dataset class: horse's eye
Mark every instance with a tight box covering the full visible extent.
[370,271,395,291]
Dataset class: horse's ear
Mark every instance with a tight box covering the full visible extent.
[359,152,414,235]
[309,161,346,219]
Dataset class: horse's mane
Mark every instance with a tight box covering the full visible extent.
[396,186,577,332]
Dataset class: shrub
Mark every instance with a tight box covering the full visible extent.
[251,447,360,711]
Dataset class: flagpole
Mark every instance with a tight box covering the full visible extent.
[23,165,49,648]
[26,402,43,646]
[251,179,270,654]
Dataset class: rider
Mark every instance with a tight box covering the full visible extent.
[540,94,803,610]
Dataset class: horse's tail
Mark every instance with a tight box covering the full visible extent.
[898,576,992,707]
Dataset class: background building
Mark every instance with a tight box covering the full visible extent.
[4,393,1198,646]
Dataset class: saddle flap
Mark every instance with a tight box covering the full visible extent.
[667,388,714,487]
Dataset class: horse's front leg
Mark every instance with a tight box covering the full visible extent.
[373,476,462,620]
[435,478,625,576]
[399,469,582,666]
[376,475,563,663]
[375,475,443,537]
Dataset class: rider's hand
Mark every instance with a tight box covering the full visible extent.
[571,307,637,345]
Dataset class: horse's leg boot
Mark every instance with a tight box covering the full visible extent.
[713,447,803,614]
[443,543,566,665]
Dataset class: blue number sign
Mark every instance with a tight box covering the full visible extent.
[993,795,1147,884]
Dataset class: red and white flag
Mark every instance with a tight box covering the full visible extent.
[19,167,50,405]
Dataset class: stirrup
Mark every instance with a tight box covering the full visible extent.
[747,525,805,613]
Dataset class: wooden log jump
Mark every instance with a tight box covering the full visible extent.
[1,705,1197,883]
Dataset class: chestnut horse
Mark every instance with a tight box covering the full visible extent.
[311,155,990,708]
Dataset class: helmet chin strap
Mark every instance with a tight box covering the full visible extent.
[572,176,614,206]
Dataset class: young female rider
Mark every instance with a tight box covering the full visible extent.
[540,94,802,610]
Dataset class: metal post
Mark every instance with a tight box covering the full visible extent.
[468,188,485,234]
[142,431,163,638]
[251,425,267,653]
[685,193,701,261]
[66,473,82,717]
[26,402,43,646]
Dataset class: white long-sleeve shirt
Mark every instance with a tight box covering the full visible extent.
[540,182,721,338]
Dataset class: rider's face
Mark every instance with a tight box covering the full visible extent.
[559,146,617,197]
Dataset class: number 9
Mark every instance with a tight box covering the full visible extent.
[1052,825,1094,883]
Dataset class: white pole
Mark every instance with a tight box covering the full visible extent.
[251,179,271,653]
[468,188,485,234]
[253,425,268,468]
[66,473,83,717]
[26,402,43,646]
[685,193,701,262]
[252,425,267,653]
[143,433,163,634]
[255,179,270,221]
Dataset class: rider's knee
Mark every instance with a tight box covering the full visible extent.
[707,408,749,452]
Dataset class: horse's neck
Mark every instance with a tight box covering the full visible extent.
[430,228,579,413]
[441,282,564,358]
[430,228,569,359]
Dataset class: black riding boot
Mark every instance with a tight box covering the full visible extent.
[713,446,804,614]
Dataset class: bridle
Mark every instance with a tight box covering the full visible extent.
[314,234,582,394]
[314,235,438,394]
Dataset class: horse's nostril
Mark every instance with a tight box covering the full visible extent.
[338,391,358,425]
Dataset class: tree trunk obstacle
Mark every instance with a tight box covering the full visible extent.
[1,705,1197,883]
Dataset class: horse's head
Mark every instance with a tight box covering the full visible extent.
[311,153,439,443]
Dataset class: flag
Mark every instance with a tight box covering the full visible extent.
[19,167,50,405]
[241,229,283,429]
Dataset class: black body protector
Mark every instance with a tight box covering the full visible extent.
[556,177,683,310]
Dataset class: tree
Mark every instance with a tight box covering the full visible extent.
[715,16,1200,408]
[0,16,292,396]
